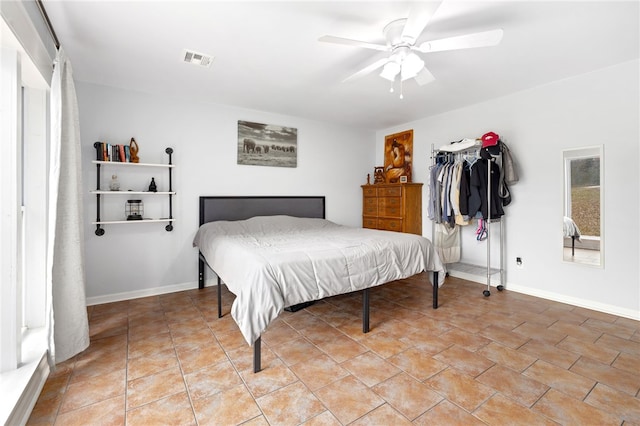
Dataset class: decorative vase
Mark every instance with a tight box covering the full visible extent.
[109,174,120,191]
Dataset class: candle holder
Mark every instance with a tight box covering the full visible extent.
[126,199,144,220]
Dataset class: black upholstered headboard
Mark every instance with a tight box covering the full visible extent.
[199,196,326,225]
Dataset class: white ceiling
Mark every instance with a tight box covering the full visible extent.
[43,1,639,130]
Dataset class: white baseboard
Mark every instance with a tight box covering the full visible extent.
[447,270,639,321]
[85,279,216,306]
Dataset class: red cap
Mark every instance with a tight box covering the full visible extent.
[481,132,499,148]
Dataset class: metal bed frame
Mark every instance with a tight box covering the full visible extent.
[196,195,439,372]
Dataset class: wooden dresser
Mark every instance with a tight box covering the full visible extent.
[361,183,423,235]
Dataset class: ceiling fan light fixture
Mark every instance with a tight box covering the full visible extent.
[400,52,424,80]
[380,61,401,81]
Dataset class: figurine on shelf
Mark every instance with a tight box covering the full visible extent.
[109,174,120,191]
[374,166,385,184]
[129,137,140,163]
[148,177,157,192]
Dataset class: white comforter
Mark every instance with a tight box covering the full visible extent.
[193,215,445,346]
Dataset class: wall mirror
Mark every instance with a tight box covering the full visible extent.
[562,146,603,267]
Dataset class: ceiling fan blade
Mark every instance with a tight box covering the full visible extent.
[414,66,435,86]
[318,35,389,52]
[401,1,443,44]
[415,29,504,53]
[342,58,389,83]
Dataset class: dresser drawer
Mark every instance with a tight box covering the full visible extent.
[378,197,401,216]
[362,217,378,229]
[378,218,403,232]
[362,186,377,197]
[378,186,402,197]
[363,197,377,216]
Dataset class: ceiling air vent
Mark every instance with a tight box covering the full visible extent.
[182,49,213,68]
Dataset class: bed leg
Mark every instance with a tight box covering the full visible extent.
[253,337,261,373]
[433,271,439,309]
[217,276,222,318]
[363,288,370,333]
[198,256,205,289]
[572,236,576,256]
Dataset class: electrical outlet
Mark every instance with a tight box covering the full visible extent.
[516,257,523,268]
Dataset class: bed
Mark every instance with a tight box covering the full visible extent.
[193,196,445,372]
[563,216,581,256]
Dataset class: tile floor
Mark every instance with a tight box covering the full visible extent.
[27,275,640,425]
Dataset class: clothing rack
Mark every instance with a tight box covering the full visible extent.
[430,143,505,297]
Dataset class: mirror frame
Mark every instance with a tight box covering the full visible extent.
[562,145,604,267]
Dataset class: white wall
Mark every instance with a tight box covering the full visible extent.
[76,82,374,302]
[377,60,640,319]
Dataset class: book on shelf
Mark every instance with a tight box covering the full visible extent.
[95,142,133,163]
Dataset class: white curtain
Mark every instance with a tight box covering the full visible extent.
[46,48,89,366]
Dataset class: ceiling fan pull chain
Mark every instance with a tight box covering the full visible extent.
[400,76,404,99]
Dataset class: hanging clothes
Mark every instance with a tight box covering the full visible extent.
[468,159,504,220]
[434,223,461,264]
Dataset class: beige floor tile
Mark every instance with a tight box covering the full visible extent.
[225,344,277,372]
[59,369,126,414]
[546,320,603,343]
[315,334,368,363]
[477,365,549,407]
[583,317,636,339]
[126,365,186,409]
[570,356,640,396]
[438,327,492,352]
[184,359,242,401]
[473,393,558,426]
[612,351,640,374]
[262,321,301,347]
[522,359,596,400]
[478,325,531,349]
[240,358,299,398]
[532,388,621,425]
[477,341,537,372]
[557,335,619,364]
[127,331,173,359]
[341,351,401,387]
[314,375,385,424]
[512,322,567,345]
[584,382,640,423]
[433,345,495,377]
[32,277,639,426]
[290,354,350,391]
[596,332,640,355]
[350,403,413,425]
[372,372,442,420]
[517,339,580,369]
[192,384,261,426]
[356,330,411,359]
[257,381,325,425]
[176,341,227,374]
[414,400,486,426]
[299,410,341,426]
[54,395,124,426]
[126,392,196,426]
[425,367,494,412]
[127,347,179,380]
[271,336,324,366]
[387,345,449,380]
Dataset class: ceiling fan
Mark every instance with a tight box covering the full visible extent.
[318,2,503,97]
